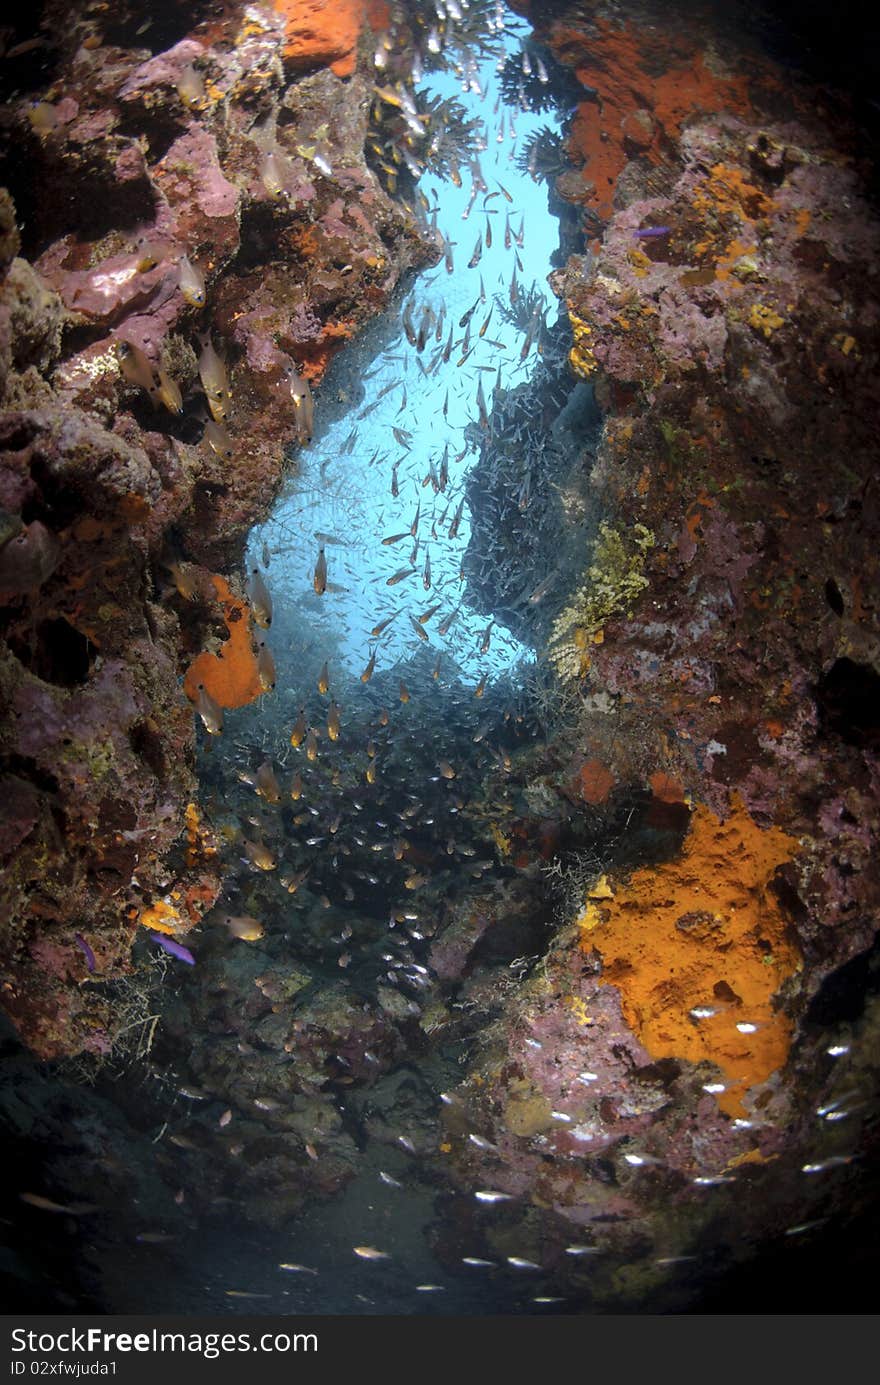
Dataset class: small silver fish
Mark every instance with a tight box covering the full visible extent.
[178,254,206,308]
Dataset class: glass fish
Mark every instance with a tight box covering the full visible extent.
[203,420,233,461]
[167,560,198,601]
[361,648,378,682]
[313,546,327,595]
[255,760,280,802]
[246,570,272,628]
[386,567,415,587]
[222,915,264,942]
[260,150,293,200]
[195,684,223,735]
[327,701,341,741]
[115,340,158,401]
[371,612,398,637]
[284,866,310,895]
[178,254,206,308]
[243,839,276,871]
[198,336,230,419]
[448,500,465,539]
[290,708,307,748]
[305,728,319,762]
[157,365,183,415]
[289,369,314,441]
[257,641,276,691]
[318,661,330,694]
[438,606,460,636]
[176,65,206,110]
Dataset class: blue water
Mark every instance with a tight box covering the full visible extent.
[245,15,560,701]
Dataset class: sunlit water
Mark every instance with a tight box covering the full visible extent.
[245,21,559,691]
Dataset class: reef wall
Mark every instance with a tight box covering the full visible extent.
[437,0,880,1303]
[1,0,878,1312]
[0,0,437,1057]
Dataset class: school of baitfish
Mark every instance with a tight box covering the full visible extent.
[10,0,853,1312]
[181,16,554,937]
[128,2,594,1293]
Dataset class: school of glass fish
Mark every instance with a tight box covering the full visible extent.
[155,3,601,1307]
[190,9,564,964]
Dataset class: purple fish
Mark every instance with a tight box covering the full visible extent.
[149,932,196,965]
[74,933,96,973]
[633,226,671,238]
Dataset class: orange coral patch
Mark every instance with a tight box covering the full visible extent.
[140,900,182,935]
[562,19,756,218]
[577,796,801,1116]
[579,758,616,804]
[183,574,263,710]
[649,770,686,804]
[272,0,364,77]
[693,165,775,223]
[300,320,356,382]
[184,801,218,868]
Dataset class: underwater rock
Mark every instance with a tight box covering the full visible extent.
[449,0,880,1306]
[1,0,878,1314]
[0,0,438,1059]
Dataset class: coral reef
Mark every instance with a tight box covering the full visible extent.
[2,0,879,1314]
[0,0,438,1057]
[575,797,802,1118]
[547,519,654,679]
[438,0,880,1304]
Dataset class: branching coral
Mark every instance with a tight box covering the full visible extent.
[515,124,569,183]
[499,41,585,115]
[367,89,484,195]
[497,279,549,338]
[547,521,655,680]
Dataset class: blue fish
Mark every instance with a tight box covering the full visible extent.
[149,932,196,965]
[74,933,96,973]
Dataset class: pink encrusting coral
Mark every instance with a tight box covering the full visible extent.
[0,0,438,1058]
